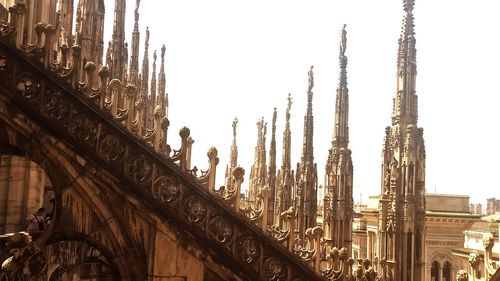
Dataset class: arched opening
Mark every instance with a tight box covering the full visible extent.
[46,239,117,281]
[431,260,440,281]
[0,153,55,234]
[443,261,452,281]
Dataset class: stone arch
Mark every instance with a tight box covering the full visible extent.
[0,119,67,236]
[45,232,120,281]
[0,111,147,280]
[428,249,458,281]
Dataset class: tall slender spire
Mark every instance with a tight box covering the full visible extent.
[282,94,292,172]
[275,94,294,225]
[150,50,157,105]
[141,27,150,96]
[225,117,239,190]
[74,0,105,77]
[393,0,418,128]
[129,0,141,86]
[324,25,353,253]
[110,0,126,80]
[301,66,315,164]
[248,118,267,204]
[333,24,349,150]
[296,66,318,240]
[377,1,426,280]
[267,108,277,225]
[158,45,167,114]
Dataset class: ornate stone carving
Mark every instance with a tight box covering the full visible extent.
[208,216,233,243]
[99,134,126,161]
[236,236,260,264]
[42,90,70,121]
[125,155,153,183]
[153,176,180,203]
[263,256,286,281]
[183,196,207,223]
[70,111,97,143]
[16,76,41,100]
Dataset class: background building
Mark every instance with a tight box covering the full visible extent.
[353,194,482,281]
[487,198,500,215]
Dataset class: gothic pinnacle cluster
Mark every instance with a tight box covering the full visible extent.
[324,24,354,253]
[296,66,319,240]
[378,0,426,280]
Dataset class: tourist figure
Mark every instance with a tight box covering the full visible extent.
[26,208,46,232]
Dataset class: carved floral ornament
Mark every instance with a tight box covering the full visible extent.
[125,154,153,183]
[70,111,97,143]
[208,216,233,243]
[263,256,287,281]
[236,236,261,264]
[99,134,126,162]
[153,175,180,203]
[183,196,207,223]
[42,90,70,121]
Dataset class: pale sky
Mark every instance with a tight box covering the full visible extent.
[102,0,500,207]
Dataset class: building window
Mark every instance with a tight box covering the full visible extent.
[443,261,452,281]
[431,261,440,281]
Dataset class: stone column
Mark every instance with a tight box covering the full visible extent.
[438,261,443,281]
[367,231,372,260]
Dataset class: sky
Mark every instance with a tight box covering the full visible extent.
[102,0,500,207]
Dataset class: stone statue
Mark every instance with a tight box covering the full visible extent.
[340,24,347,57]
[407,161,414,193]
[384,165,391,195]
[307,66,314,92]
[232,117,238,139]
[390,157,399,182]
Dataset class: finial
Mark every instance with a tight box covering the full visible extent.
[161,44,166,62]
[307,66,314,92]
[340,24,347,57]
[153,50,157,66]
[232,117,238,138]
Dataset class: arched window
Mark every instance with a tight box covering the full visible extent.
[443,261,452,281]
[431,260,440,281]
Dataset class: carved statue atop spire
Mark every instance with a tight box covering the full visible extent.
[286,93,292,121]
[307,65,314,93]
[232,117,238,139]
[225,117,239,191]
[339,24,347,57]
[324,24,353,253]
